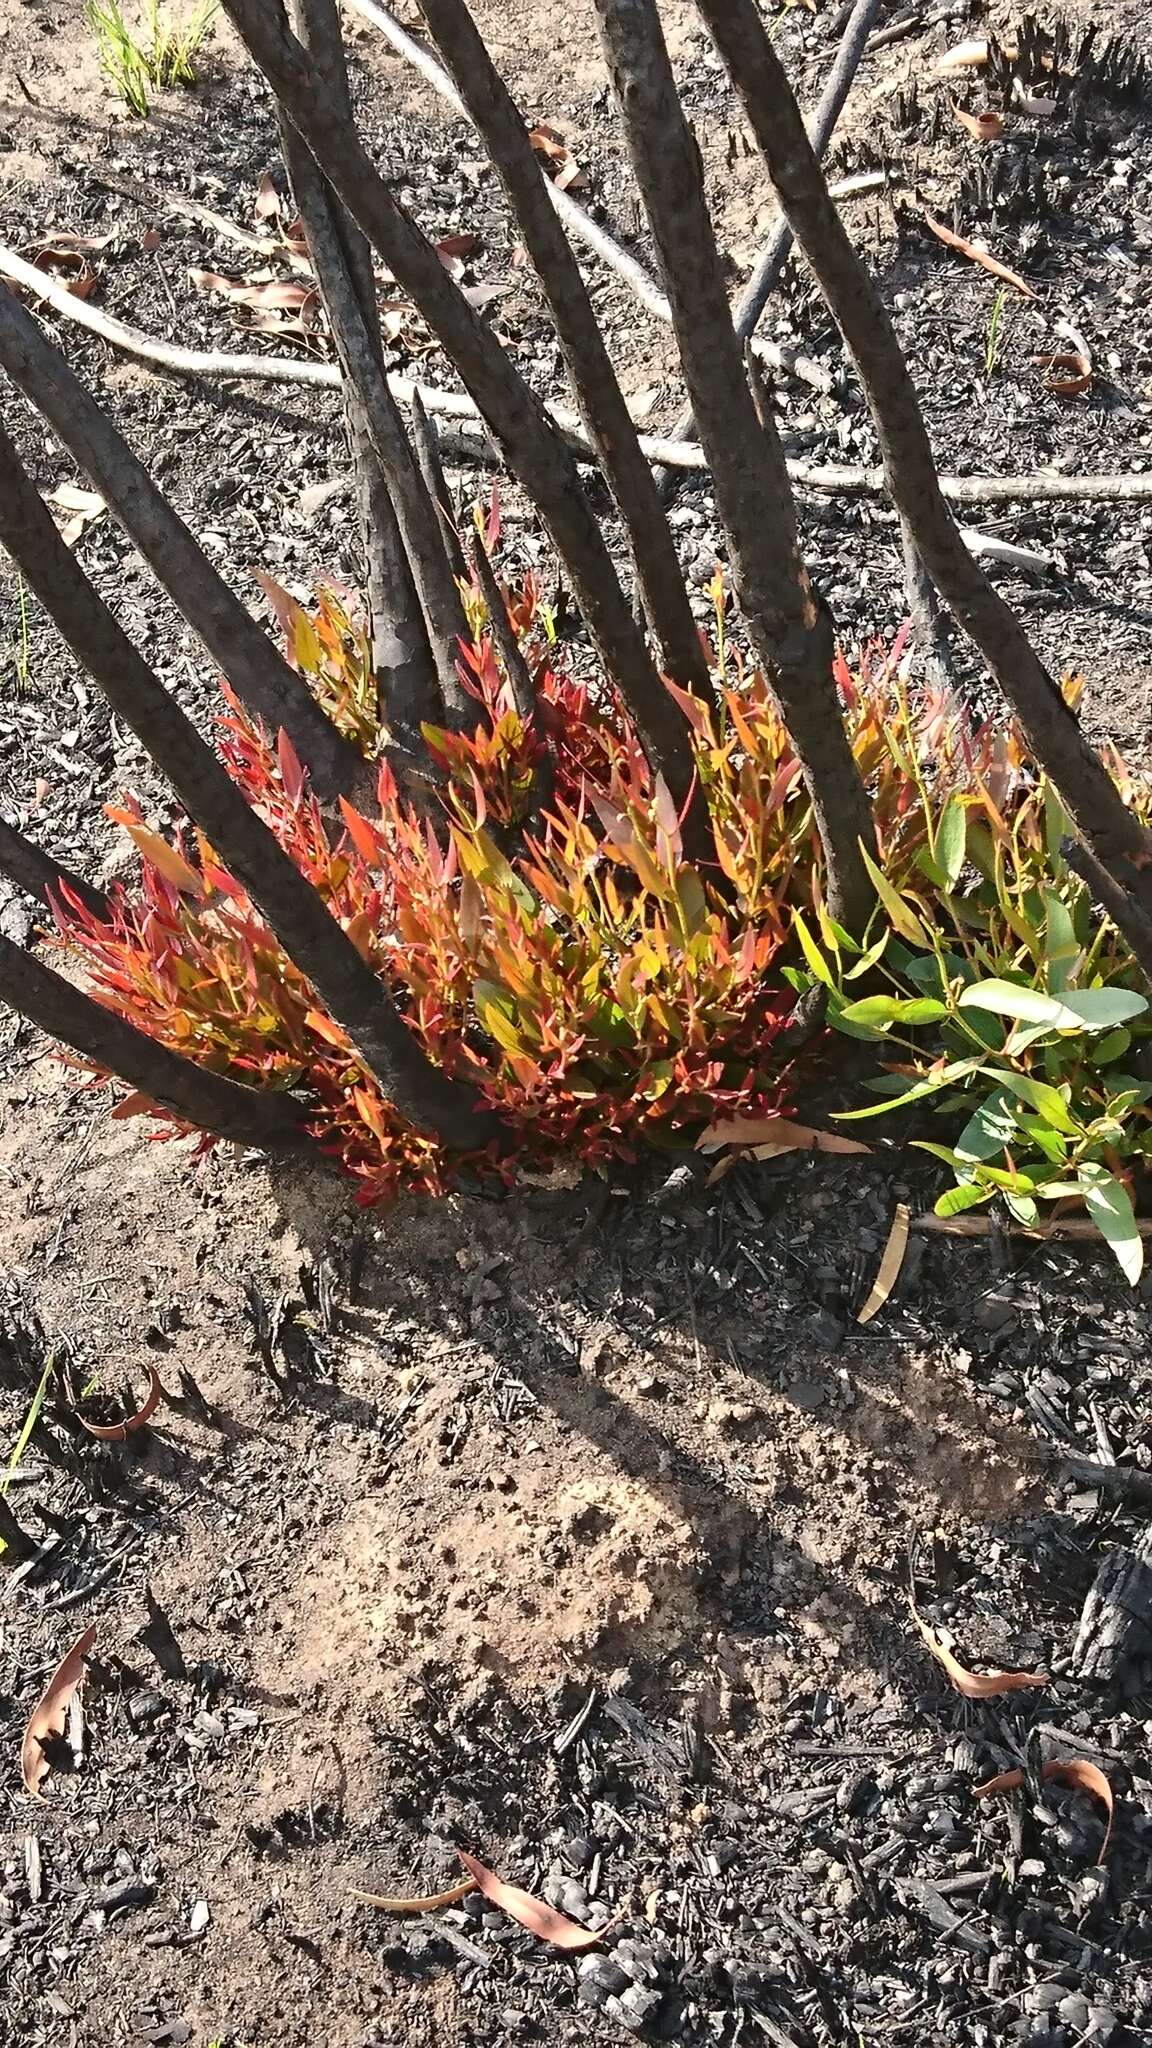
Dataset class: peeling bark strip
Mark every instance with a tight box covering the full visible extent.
[288,0,442,734]
[221,0,701,821]
[591,0,877,931]
[0,813,109,923]
[0,933,312,1153]
[694,0,1152,977]
[0,291,359,808]
[0,419,499,1152]
[415,0,713,709]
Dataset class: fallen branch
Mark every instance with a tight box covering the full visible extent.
[12,247,1152,506]
[914,1212,1152,1238]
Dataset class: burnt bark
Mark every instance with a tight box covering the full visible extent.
[695,0,1152,974]
[592,0,877,929]
[409,387,467,587]
[0,291,359,806]
[0,812,109,922]
[287,0,442,734]
[221,0,701,821]
[415,0,713,710]
[1072,1522,1152,1681]
[0,419,499,1152]
[282,0,469,730]
[0,931,313,1153]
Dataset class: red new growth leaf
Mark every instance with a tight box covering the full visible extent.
[457,1852,613,1950]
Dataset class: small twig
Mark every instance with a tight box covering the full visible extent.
[409,386,467,584]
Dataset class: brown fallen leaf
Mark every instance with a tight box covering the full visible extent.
[1034,349,1092,398]
[22,1623,97,1798]
[974,1759,1114,1862]
[952,102,1006,142]
[922,213,1036,299]
[44,482,106,547]
[75,1364,165,1441]
[856,1202,910,1324]
[189,269,318,312]
[254,170,282,221]
[350,1878,478,1912]
[912,1602,1049,1699]
[458,1852,612,1950]
[697,1115,871,1156]
[528,123,586,193]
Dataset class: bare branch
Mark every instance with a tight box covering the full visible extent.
[0,932,313,1153]
[416,0,713,709]
[287,0,443,735]
[0,418,499,1150]
[221,0,701,821]
[695,0,1152,971]
[592,0,877,929]
[0,292,359,806]
[409,386,467,585]
[661,0,882,487]
[0,812,109,923]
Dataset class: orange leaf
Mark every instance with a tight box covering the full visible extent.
[75,1364,164,1441]
[912,1603,1049,1698]
[952,102,1006,142]
[974,1759,1114,1862]
[697,1115,871,1156]
[22,1624,96,1798]
[120,824,203,897]
[922,212,1036,298]
[856,1203,910,1324]
[457,1852,613,1951]
[1033,350,1092,398]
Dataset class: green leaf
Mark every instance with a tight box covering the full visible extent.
[934,1181,993,1217]
[978,1068,1078,1135]
[958,980,1074,1029]
[843,929,891,981]
[1058,987,1148,1031]
[1004,1191,1039,1226]
[935,794,967,890]
[1092,1027,1132,1067]
[955,1087,1020,1162]
[1042,890,1079,993]
[791,910,835,990]
[1077,1163,1143,1285]
[1016,1117,1068,1165]
[859,841,934,949]
[1032,1180,1084,1201]
[835,1058,982,1119]
[837,995,949,1029]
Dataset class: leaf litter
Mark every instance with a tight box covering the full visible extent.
[21,1623,97,1798]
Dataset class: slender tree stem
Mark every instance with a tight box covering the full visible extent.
[0,291,359,806]
[415,0,713,712]
[287,0,441,737]
[0,417,499,1149]
[592,0,877,929]
[0,813,109,922]
[221,0,701,819]
[694,0,1152,975]
[0,932,313,1152]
